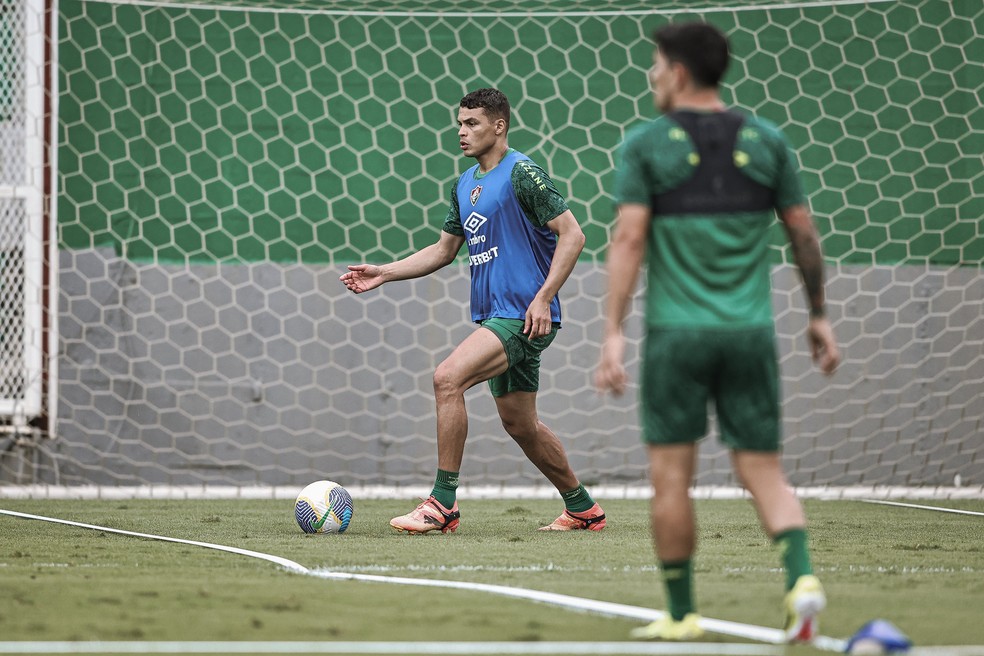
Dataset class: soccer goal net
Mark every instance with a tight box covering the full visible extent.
[3,0,981,493]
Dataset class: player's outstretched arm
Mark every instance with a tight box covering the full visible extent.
[339,264,385,294]
[780,204,841,375]
[340,231,465,294]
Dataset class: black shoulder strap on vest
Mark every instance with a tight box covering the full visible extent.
[651,110,775,216]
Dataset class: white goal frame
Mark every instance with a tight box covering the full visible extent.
[0,0,49,427]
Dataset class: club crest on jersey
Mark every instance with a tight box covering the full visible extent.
[470,185,483,205]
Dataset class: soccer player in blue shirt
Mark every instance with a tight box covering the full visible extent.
[341,88,605,534]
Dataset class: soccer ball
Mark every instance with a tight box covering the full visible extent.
[294,480,354,534]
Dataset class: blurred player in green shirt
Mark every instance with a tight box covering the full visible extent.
[595,22,840,642]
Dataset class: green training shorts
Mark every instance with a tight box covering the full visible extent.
[639,325,781,451]
[480,317,559,397]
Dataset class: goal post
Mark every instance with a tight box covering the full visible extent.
[0,0,47,427]
[8,0,982,490]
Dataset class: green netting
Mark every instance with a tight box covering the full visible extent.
[58,0,983,265]
[97,0,908,13]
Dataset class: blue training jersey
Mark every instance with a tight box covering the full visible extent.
[443,149,569,324]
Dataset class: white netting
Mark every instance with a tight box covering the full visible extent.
[2,0,981,489]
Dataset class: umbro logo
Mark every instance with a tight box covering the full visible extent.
[463,212,488,234]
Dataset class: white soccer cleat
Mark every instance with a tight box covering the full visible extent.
[784,574,826,643]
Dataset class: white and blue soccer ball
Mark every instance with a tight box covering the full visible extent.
[294,480,354,534]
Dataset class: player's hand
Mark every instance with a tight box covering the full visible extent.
[807,317,840,375]
[340,264,385,294]
[595,332,628,396]
[523,299,552,339]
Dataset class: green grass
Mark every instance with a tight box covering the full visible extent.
[1,498,982,652]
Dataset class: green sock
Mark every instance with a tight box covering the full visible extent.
[774,528,813,591]
[430,469,459,509]
[560,484,595,513]
[661,559,695,621]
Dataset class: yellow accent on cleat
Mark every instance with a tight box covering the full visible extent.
[389,496,460,535]
[538,503,606,531]
[784,574,826,643]
[630,613,704,641]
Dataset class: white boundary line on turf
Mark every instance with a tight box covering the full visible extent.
[79,0,897,18]
[3,484,982,501]
[858,499,984,517]
[2,645,984,656]
[0,508,846,653]
[0,641,785,655]
[0,509,308,573]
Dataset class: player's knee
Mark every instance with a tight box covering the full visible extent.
[649,468,692,500]
[501,416,536,443]
[432,364,463,400]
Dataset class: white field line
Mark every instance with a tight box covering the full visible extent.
[0,508,845,652]
[0,641,784,655]
[1,644,983,655]
[3,484,982,501]
[0,509,308,572]
[6,562,979,576]
[858,499,984,517]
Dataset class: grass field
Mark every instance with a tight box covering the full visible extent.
[1,497,982,654]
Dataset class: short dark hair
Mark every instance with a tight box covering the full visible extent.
[653,22,730,89]
[459,88,510,130]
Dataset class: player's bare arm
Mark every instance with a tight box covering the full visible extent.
[780,204,841,375]
[524,210,585,338]
[595,203,650,396]
[780,205,826,316]
[340,231,465,294]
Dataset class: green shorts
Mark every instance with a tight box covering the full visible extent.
[639,325,780,451]
[481,318,559,397]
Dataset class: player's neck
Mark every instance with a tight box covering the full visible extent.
[670,89,725,112]
[475,142,510,173]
